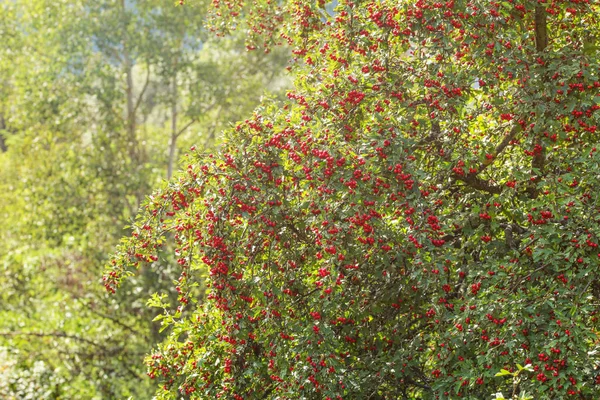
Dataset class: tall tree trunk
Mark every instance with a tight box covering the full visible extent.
[167,78,178,180]
[528,6,548,199]
[534,6,548,52]
[121,0,138,163]
[125,55,136,146]
[0,113,7,152]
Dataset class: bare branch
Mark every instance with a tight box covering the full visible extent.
[0,331,111,352]
[477,125,521,174]
[453,172,503,194]
[174,118,197,139]
[133,66,151,115]
[85,306,150,340]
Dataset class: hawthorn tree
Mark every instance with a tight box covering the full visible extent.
[106,0,600,398]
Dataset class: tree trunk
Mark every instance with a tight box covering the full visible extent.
[528,6,548,199]
[0,113,7,152]
[167,78,178,180]
[121,0,138,163]
[534,6,548,52]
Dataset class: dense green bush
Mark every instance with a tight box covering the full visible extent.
[107,0,600,398]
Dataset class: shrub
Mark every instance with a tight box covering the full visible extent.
[106,1,600,398]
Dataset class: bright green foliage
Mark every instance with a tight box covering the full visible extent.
[107,0,600,399]
[0,0,287,398]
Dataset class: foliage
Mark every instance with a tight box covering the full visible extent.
[107,0,600,399]
[493,363,535,400]
[0,0,288,398]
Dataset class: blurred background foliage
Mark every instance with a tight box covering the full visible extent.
[0,0,290,397]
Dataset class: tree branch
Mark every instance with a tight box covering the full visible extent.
[133,66,151,115]
[0,331,112,352]
[86,306,150,340]
[477,125,521,174]
[452,172,503,194]
[174,118,197,139]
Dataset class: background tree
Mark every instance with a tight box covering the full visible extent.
[0,0,288,397]
[107,0,600,399]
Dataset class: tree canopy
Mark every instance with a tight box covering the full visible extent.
[0,0,287,397]
[106,0,600,399]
